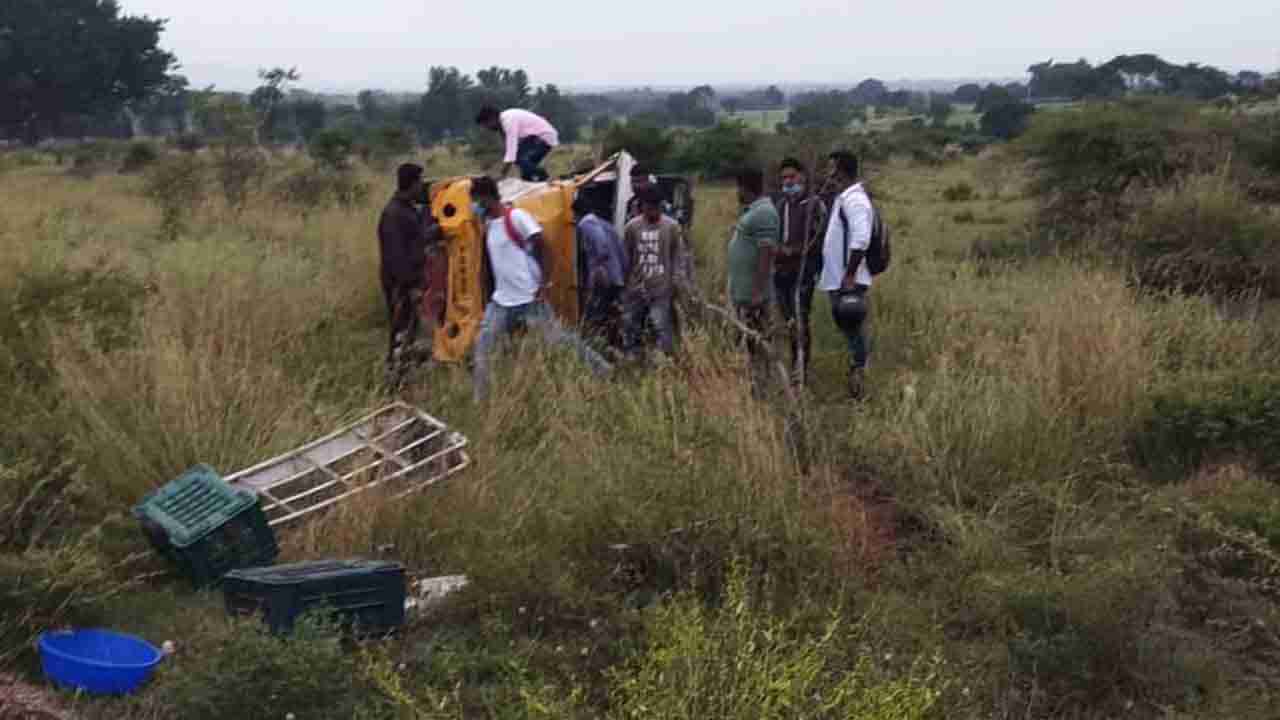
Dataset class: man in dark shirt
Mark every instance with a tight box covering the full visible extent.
[771,157,828,387]
[377,163,439,377]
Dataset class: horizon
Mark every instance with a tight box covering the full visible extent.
[119,0,1279,95]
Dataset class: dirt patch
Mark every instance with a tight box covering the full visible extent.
[0,674,74,720]
[826,465,937,577]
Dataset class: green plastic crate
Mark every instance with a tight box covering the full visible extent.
[133,464,279,588]
[223,559,406,635]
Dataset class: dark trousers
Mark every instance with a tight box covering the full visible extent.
[734,303,770,393]
[516,137,552,181]
[773,255,822,382]
[584,285,625,349]
[828,289,872,370]
[383,283,422,364]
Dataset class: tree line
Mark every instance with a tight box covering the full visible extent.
[3,1,1277,147]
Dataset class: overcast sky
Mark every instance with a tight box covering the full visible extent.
[121,0,1279,93]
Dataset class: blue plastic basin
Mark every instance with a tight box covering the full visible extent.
[38,629,164,695]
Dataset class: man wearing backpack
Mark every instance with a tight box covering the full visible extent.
[470,176,612,403]
[818,151,890,401]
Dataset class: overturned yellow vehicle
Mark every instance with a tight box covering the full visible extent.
[423,153,694,363]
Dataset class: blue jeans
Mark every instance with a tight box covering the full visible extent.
[828,291,871,369]
[515,137,551,182]
[624,294,675,357]
[472,300,611,402]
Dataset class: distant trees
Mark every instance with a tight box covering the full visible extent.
[412,65,582,143]
[981,101,1035,140]
[787,92,858,130]
[1022,55,1237,103]
[851,79,889,106]
[665,86,717,127]
[532,84,582,143]
[250,67,300,143]
[928,98,955,128]
[953,84,984,104]
[1,0,178,143]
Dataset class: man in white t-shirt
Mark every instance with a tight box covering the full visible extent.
[469,176,612,403]
[817,151,874,400]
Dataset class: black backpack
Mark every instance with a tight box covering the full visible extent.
[838,188,892,277]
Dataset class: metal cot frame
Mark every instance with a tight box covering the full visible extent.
[224,402,471,527]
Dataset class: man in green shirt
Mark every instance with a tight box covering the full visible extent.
[726,167,779,393]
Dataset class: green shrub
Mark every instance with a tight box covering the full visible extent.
[362,125,415,170]
[997,559,1183,714]
[942,182,975,202]
[979,101,1035,140]
[69,142,118,178]
[1134,372,1280,480]
[155,615,365,720]
[0,528,127,663]
[120,141,160,174]
[173,133,204,153]
[1121,177,1280,297]
[674,122,762,180]
[212,146,267,213]
[601,121,676,172]
[310,128,357,171]
[144,155,208,241]
[1020,98,1229,231]
[606,561,945,720]
[274,167,371,215]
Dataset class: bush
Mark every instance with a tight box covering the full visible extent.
[979,101,1035,140]
[213,147,267,213]
[601,121,676,171]
[942,182,975,202]
[274,167,371,215]
[120,141,160,174]
[1120,177,1280,297]
[309,128,357,171]
[68,142,117,178]
[144,154,207,241]
[174,133,204,153]
[155,615,365,720]
[673,122,762,180]
[0,527,128,664]
[362,125,415,170]
[995,557,1184,714]
[1134,372,1280,481]
[1020,98,1230,231]
[606,562,945,719]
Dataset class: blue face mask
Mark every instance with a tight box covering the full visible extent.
[472,201,487,220]
[782,183,804,196]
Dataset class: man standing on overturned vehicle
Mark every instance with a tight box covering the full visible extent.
[469,177,612,403]
[474,106,560,182]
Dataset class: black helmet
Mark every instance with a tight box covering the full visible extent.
[831,291,868,334]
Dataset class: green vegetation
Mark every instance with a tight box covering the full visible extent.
[4,85,1280,718]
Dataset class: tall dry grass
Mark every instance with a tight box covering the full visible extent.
[2,145,1279,718]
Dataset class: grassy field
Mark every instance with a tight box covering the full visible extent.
[2,142,1279,718]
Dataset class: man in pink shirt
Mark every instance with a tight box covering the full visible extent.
[475,106,560,182]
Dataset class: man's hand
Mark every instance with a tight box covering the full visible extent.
[501,162,515,177]
[841,274,859,291]
[751,288,765,307]
[537,282,554,303]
